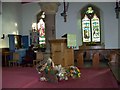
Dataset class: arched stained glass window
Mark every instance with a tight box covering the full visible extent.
[91,14,100,42]
[81,5,101,45]
[82,15,91,42]
[37,11,46,48]
[38,18,46,48]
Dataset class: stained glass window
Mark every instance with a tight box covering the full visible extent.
[82,15,91,42]
[86,7,94,14]
[38,19,46,48]
[81,5,101,45]
[30,30,39,47]
[91,14,100,42]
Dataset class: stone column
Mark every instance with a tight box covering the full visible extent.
[38,2,60,53]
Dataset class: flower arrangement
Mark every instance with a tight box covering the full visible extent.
[36,58,81,82]
[66,66,81,79]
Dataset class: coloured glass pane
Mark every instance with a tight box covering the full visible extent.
[82,15,91,42]
[91,14,100,42]
[38,19,46,48]
[86,7,94,14]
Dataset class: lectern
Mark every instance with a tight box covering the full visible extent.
[49,39,74,67]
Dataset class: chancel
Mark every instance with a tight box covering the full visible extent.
[1,1,120,89]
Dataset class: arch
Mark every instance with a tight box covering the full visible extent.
[80,4,102,45]
[81,4,100,19]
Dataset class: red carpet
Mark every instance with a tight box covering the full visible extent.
[2,67,119,88]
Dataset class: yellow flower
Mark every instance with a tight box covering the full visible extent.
[77,69,80,72]
[71,74,73,76]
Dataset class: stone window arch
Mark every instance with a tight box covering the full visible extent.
[81,4,101,45]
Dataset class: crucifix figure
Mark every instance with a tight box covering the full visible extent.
[61,1,69,22]
[115,0,120,18]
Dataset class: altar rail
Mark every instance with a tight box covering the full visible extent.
[74,45,120,67]
[76,49,120,61]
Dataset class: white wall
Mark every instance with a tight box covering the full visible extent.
[118,14,120,48]
[101,2,118,49]
[1,2,40,48]
[2,2,22,48]
[21,3,40,35]
[56,2,118,49]
[21,3,40,45]
[0,2,2,90]
[0,1,2,48]
[0,11,2,48]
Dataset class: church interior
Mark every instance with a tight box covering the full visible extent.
[0,1,120,89]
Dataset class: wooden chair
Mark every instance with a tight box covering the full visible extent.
[92,52,100,67]
[33,52,44,66]
[9,52,20,66]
